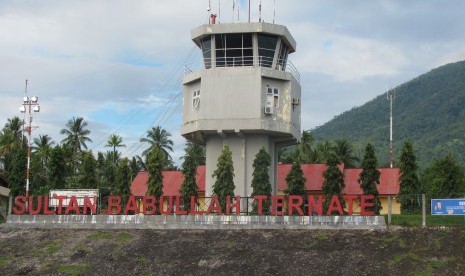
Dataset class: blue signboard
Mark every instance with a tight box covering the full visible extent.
[431,199,465,215]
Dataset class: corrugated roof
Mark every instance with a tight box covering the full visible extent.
[130,164,399,197]
[343,168,400,195]
[130,166,206,197]
[277,164,330,192]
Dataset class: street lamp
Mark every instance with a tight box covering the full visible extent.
[19,80,40,201]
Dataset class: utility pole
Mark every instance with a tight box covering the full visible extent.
[19,80,40,200]
[387,89,395,168]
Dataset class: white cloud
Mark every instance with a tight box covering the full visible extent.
[1,0,465,166]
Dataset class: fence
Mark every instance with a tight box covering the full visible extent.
[386,194,465,227]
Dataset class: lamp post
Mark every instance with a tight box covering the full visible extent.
[387,89,395,168]
[19,80,40,199]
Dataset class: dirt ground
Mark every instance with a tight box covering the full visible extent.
[0,227,464,275]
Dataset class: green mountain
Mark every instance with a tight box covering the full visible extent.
[312,60,465,169]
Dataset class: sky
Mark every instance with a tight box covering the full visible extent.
[1,0,465,165]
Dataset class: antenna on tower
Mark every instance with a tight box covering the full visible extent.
[218,0,221,23]
[259,0,262,22]
[273,0,276,23]
[387,88,395,168]
[238,3,240,21]
[248,0,251,22]
[207,0,212,23]
[232,0,235,22]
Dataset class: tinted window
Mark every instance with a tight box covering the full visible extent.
[258,34,278,67]
[201,36,212,69]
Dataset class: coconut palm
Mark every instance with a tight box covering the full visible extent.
[332,139,359,168]
[60,117,92,173]
[105,134,126,163]
[298,130,317,163]
[60,117,92,153]
[315,140,333,163]
[181,142,206,165]
[32,134,55,167]
[0,131,21,156]
[140,126,174,159]
[0,117,25,156]
[4,116,23,137]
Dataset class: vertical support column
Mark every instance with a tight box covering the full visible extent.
[9,196,13,215]
[422,194,426,227]
[388,196,392,225]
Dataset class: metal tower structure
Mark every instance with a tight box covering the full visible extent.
[19,80,40,199]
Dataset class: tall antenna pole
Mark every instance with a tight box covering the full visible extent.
[387,89,395,168]
[19,80,40,207]
[232,0,235,22]
[273,0,276,23]
[248,0,251,22]
[259,0,262,22]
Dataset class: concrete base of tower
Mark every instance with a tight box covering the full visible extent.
[205,132,293,199]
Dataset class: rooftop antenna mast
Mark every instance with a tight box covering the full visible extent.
[387,88,395,168]
[207,0,211,23]
[273,0,276,23]
[248,0,251,22]
[232,0,235,22]
[259,0,262,22]
[238,2,240,21]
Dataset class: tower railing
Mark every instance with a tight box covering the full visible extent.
[185,56,300,83]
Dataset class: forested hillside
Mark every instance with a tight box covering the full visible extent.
[312,60,465,169]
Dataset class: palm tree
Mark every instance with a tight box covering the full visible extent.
[0,131,21,156]
[298,130,317,163]
[333,139,360,168]
[32,134,55,167]
[315,140,333,163]
[105,150,122,164]
[60,117,92,173]
[0,117,25,156]
[60,117,92,153]
[280,130,317,164]
[181,142,206,165]
[3,116,23,140]
[135,155,147,171]
[105,134,126,163]
[140,126,174,159]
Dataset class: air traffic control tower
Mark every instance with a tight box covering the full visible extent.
[182,20,301,198]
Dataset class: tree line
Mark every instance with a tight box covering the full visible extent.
[0,116,204,201]
[1,117,464,214]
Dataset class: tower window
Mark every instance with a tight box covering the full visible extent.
[277,42,288,71]
[215,33,253,67]
[267,86,279,108]
[192,90,200,109]
[258,34,278,68]
[201,37,212,69]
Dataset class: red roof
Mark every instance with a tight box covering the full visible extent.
[130,164,399,197]
[130,166,206,197]
[343,168,400,195]
[277,164,329,192]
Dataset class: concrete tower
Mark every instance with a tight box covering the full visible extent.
[182,21,301,198]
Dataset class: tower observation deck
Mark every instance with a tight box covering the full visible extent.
[182,22,301,198]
